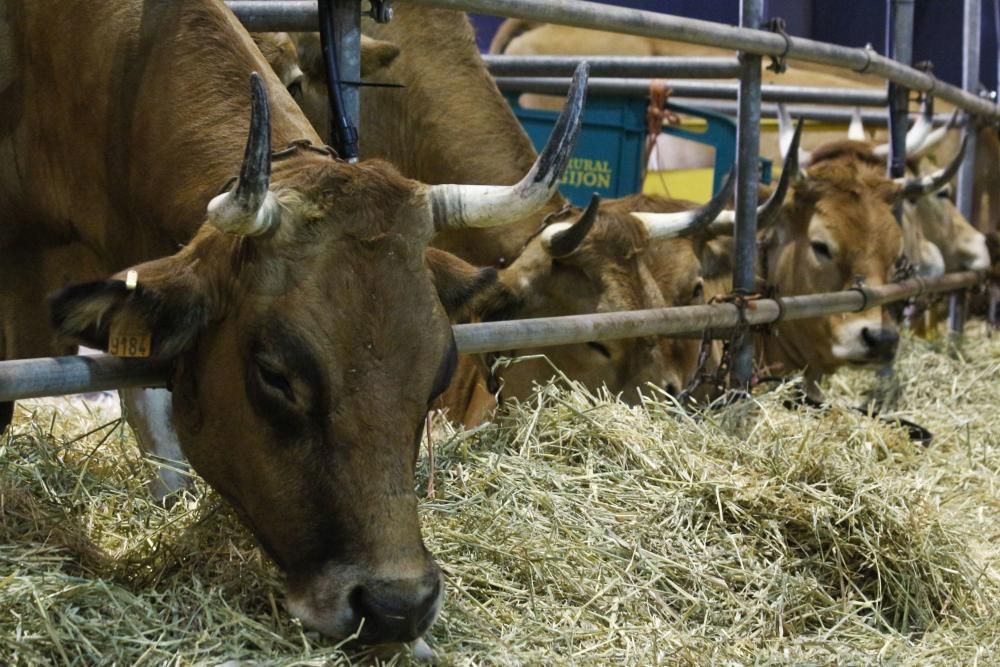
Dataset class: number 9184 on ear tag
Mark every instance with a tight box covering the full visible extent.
[108,322,152,358]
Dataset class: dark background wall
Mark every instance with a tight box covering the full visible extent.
[472,1,1000,91]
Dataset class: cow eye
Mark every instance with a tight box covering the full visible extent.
[935,189,951,200]
[287,79,303,101]
[811,241,832,260]
[587,341,612,358]
[692,282,704,300]
[255,360,296,404]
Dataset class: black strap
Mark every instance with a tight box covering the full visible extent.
[763,17,792,74]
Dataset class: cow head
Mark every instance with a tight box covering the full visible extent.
[48,68,587,644]
[905,168,990,272]
[471,195,675,402]
[760,141,905,373]
[470,173,749,404]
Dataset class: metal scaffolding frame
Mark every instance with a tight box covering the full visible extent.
[0,0,995,401]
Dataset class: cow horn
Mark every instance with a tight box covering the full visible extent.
[847,107,866,141]
[428,62,589,231]
[629,169,735,240]
[632,118,802,239]
[207,72,281,236]
[894,132,968,201]
[540,194,601,257]
[873,96,934,158]
[778,104,812,169]
[910,108,961,157]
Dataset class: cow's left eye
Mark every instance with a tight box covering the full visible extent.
[587,341,612,358]
[255,360,296,404]
[811,241,832,260]
[287,79,303,101]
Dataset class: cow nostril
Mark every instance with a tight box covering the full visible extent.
[349,576,441,643]
[861,326,900,357]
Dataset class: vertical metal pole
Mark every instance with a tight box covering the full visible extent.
[333,0,361,132]
[953,0,982,335]
[317,0,362,161]
[886,1,914,190]
[731,0,764,391]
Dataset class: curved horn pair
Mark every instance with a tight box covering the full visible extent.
[207,72,281,237]
[630,118,803,240]
[895,132,969,200]
[428,63,590,231]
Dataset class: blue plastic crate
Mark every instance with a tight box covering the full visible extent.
[506,92,771,207]
[506,93,647,206]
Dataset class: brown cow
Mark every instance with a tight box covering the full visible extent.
[634,118,964,395]
[257,8,743,424]
[0,0,587,644]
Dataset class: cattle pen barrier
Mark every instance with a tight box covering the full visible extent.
[0,0,995,402]
[0,271,986,401]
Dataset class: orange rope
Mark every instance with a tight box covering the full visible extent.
[644,79,682,178]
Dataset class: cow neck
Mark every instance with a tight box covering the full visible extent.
[361,6,563,267]
[30,0,321,271]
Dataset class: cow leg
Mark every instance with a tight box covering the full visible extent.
[0,400,12,434]
[120,387,190,501]
[1,247,71,433]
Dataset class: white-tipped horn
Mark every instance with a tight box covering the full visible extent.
[910,108,961,158]
[847,107,866,141]
[873,101,934,158]
[630,170,735,240]
[207,72,281,237]
[428,63,589,231]
[633,117,802,240]
[778,104,812,168]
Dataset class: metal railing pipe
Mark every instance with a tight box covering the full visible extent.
[484,55,742,79]
[699,101,954,126]
[886,0,914,218]
[953,0,983,335]
[495,78,890,106]
[224,1,1000,118]
[0,272,983,402]
[730,0,764,390]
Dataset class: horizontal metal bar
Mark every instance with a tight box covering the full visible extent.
[225,1,999,116]
[0,357,170,402]
[0,272,982,401]
[497,77,890,106]
[483,55,742,79]
[226,0,317,31]
[395,0,1000,119]
[700,101,957,126]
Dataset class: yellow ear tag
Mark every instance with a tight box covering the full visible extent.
[108,272,151,358]
[108,320,152,358]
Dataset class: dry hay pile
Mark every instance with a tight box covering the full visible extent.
[1,327,999,665]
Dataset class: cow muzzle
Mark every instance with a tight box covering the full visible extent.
[831,317,900,365]
[286,561,443,644]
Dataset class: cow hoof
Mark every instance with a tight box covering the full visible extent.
[0,401,12,433]
[147,464,191,506]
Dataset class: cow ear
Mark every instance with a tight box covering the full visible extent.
[49,253,220,360]
[699,237,734,279]
[360,36,400,76]
[426,248,499,320]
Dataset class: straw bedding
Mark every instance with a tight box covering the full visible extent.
[1,325,998,665]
